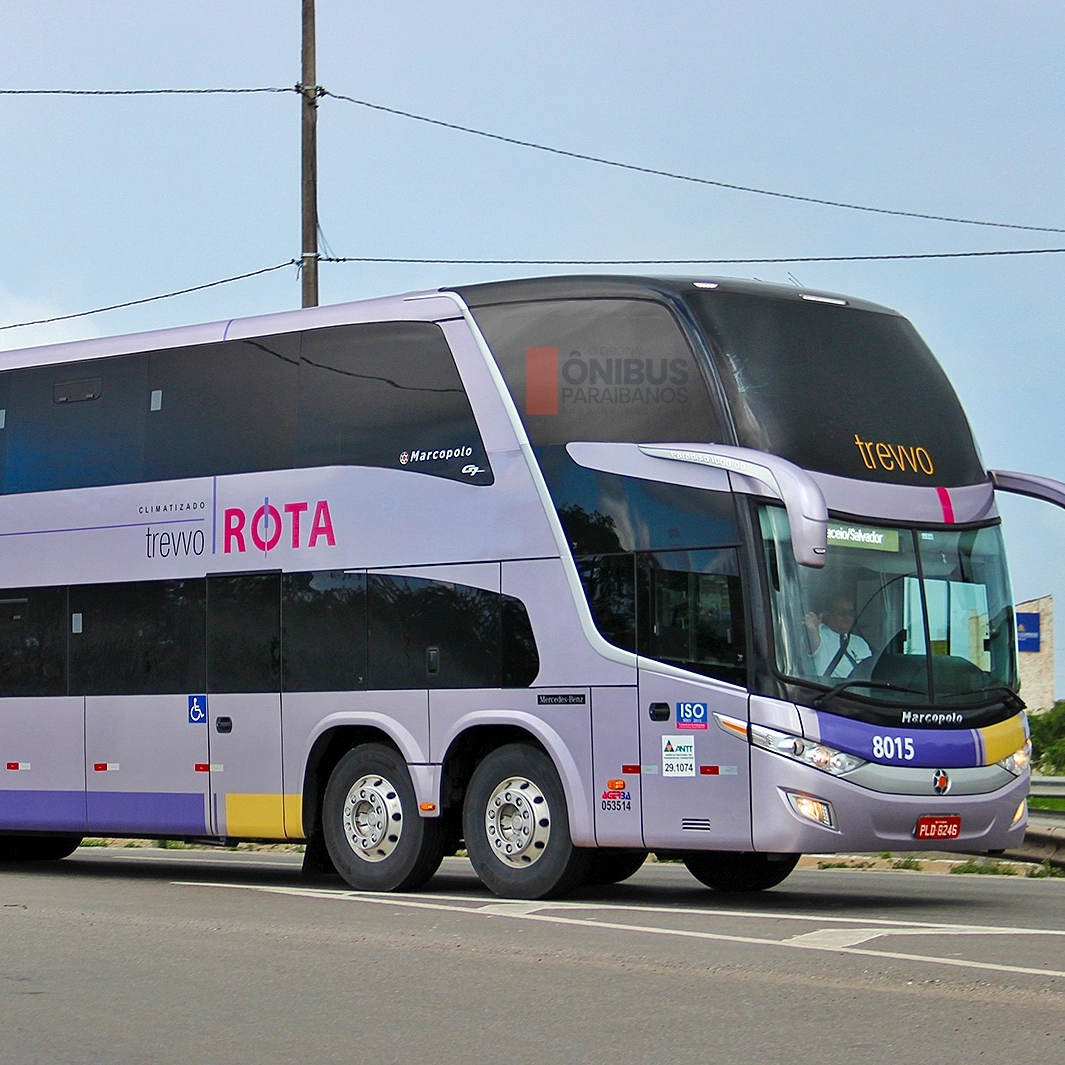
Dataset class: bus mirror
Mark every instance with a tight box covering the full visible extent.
[640,445,829,569]
[567,441,828,568]
[989,470,1065,511]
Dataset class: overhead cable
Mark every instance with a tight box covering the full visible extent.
[323,92,1065,236]
[4,248,1063,334]
[4,86,1062,235]
[0,261,299,333]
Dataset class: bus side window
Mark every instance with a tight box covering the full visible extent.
[281,571,368,693]
[69,580,205,696]
[5,354,149,493]
[0,587,67,697]
[207,575,281,694]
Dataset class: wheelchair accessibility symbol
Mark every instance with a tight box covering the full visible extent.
[188,695,208,724]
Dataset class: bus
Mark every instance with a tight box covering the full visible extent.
[0,275,1059,899]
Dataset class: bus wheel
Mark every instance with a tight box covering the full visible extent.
[0,836,82,862]
[683,851,800,892]
[585,848,648,886]
[322,745,445,892]
[463,744,590,900]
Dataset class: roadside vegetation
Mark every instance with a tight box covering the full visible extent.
[1030,700,1065,774]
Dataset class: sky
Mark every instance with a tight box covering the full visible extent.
[1,0,1064,694]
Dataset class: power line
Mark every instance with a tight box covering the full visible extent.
[4,84,1063,236]
[0,261,298,333]
[322,92,1065,236]
[323,247,1065,265]
[4,247,1063,335]
[0,87,295,96]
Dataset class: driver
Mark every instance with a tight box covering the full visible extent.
[803,596,872,679]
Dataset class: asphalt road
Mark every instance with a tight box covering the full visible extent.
[3,849,1064,1065]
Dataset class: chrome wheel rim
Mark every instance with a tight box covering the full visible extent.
[484,775,550,868]
[342,774,403,863]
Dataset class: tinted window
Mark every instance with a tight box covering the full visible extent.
[577,548,746,685]
[207,574,280,693]
[5,354,148,492]
[689,291,985,487]
[368,575,502,690]
[282,570,367,692]
[471,298,725,446]
[69,579,205,695]
[298,323,492,484]
[0,586,67,696]
[146,336,299,480]
[539,447,741,553]
[501,595,540,687]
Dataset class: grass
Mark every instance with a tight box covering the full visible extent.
[1028,796,1065,811]
[949,858,1017,876]
[891,857,924,871]
[1026,861,1065,879]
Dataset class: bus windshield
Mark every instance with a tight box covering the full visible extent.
[759,507,1018,706]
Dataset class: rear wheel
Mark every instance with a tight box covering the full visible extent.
[322,744,446,892]
[683,851,800,892]
[463,744,591,900]
[585,848,648,886]
[0,835,82,863]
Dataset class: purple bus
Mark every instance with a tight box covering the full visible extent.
[0,276,1058,898]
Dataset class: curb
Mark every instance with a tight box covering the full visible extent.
[1002,823,1065,870]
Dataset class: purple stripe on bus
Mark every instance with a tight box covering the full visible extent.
[86,792,208,836]
[0,790,86,832]
[815,713,980,768]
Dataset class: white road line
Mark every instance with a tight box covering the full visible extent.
[174,881,1065,981]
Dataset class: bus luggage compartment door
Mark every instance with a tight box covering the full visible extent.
[637,671,752,850]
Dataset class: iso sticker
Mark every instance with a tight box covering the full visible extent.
[676,702,708,730]
[662,735,696,777]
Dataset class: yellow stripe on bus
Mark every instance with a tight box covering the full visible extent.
[978,714,1027,765]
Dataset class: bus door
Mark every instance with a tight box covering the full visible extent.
[205,574,286,840]
[636,553,752,850]
[73,581,212,838]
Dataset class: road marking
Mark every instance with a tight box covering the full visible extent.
[174,881,1065,980]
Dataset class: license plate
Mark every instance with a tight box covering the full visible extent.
[915,815,962,839]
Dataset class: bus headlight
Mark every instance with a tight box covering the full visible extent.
[748,722,866,776]
[785,792,837,829]
[997,739,1032,776]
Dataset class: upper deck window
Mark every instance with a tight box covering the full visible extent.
[470,298,727,446]
[688,291,985,487]
[0,321,491,493]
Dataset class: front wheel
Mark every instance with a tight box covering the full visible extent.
[463,744,591,900]
[683,852,800,892]
[322,744,445,892]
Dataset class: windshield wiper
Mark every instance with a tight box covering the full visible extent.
[976,685,1026,713]
[811,679,922,709]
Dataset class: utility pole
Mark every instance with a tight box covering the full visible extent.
[300,0,319,307]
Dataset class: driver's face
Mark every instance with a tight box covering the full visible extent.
[824,600,856,635]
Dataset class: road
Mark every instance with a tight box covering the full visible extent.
[3,849,1064,1065]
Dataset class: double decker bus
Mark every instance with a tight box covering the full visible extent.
[0,275,1059,898]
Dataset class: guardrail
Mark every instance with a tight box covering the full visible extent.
[1031,775,1065,798]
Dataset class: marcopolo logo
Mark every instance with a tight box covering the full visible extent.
[399,445,474,466]
[525,346,690,414]
[223,499,335,554]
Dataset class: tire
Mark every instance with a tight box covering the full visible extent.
[0,835,82,863]
[322,744,446,892]
[683,851,800,892]
[463,744,591,900]
[585,849,648,886]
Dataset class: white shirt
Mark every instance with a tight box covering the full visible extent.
[811,625,871,678]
